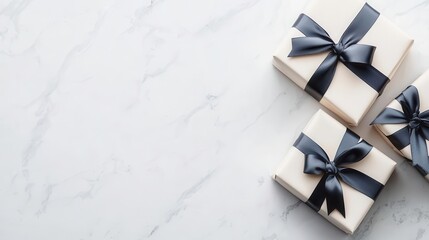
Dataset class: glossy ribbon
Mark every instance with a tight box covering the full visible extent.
[288,3,389,101]
[372,85,429,175]
[294,129,383,218]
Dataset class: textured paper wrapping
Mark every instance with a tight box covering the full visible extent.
[374,70,429,181]
[274,110,396,234]
[273,0,413,126]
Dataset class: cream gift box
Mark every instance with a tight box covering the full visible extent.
[273,110,396,234]
[273,0,413,126]
[372,70,429,180]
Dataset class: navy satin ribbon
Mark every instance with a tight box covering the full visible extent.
[288,3,389,101]
[372,85,429,175]
[294,129,383,218]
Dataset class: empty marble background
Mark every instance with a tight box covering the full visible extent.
[1,0,429,239]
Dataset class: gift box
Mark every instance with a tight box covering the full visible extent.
[273,110,396,234]
[273,0,413,126]
[372,70,429,180]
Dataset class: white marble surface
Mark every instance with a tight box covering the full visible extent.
[1,0,429,239]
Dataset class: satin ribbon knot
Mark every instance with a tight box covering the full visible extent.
[332,42,345,58]
[409,113,422,129]
[325,162,338,175]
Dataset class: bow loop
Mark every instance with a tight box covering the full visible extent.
[292,14,332,41]
[339,44,375,65]
[419,109,429,120]
[334,141,373,166]
[399,86,420,118]
[371,108,408,125]
[304,154,331,175]
[289,37,334,57]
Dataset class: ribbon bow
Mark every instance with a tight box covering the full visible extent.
[372,85,429,175]
[289,3,388,101]
[294,130,383,218]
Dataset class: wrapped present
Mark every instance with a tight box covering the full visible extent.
[273,110,396,234]
[273,0,413,126]
[372,70,429,180]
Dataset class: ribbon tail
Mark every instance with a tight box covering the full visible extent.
[325,175,345,217]
[305,52,338,101]
[410,129,429,176]
[306,174,328,213]
[419,110,429,140]
[420,116,429,140]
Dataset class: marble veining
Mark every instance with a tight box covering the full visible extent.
[1,0,429,239]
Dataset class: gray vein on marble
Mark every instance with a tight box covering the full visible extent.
[280,200,302,222]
